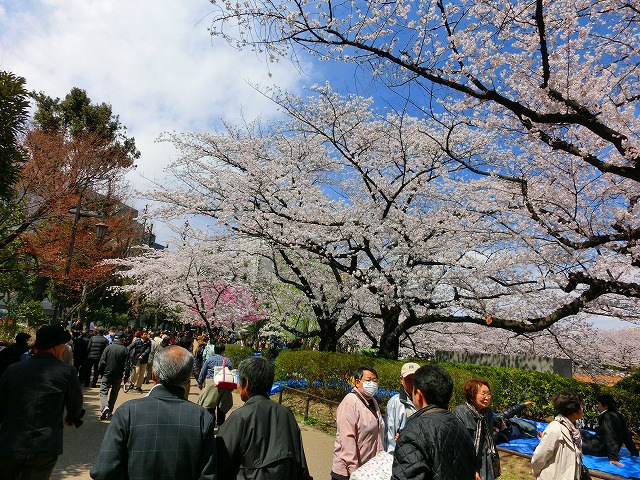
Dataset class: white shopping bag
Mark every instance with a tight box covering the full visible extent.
[350,451,393,480]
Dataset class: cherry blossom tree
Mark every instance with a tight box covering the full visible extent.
[594,327,640,372]
[207,0,639,181]
[259,244,364,351]
[203,0,640,342]
[111,235,265,339]
[148,83,640,358]
[398,318,605,371]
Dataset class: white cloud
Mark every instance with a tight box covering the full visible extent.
[0,0,314,241]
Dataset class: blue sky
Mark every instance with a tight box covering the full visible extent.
[0,0,346,241]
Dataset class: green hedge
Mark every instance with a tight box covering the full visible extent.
[224,344,255,367]
[273,350,640,431]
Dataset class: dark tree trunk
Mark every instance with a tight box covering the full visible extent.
[377,304,401,359]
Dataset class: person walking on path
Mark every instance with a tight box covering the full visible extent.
[197,343,234,425]
[391,364,477,480]
[83,328,108,387]
[385,362,419,453]
[216,356,311,480]
[97,330,130,420]
[0,325,84,480]
[90,345,217,480]
[0,332,31,377]
[144,331,162,384]
[331,366,384,480]
[127,331,151,392]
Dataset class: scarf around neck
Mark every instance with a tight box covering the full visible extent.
[465,401,497,457]
[555,415,583,452]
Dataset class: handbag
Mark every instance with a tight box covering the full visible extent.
[213,357,237,389]
[350,451,393,480]
[491,451,501,478]
[581,464,591,480]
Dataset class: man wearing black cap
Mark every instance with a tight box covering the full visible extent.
[0,324,83,479]
[0,331,32,377]
[97,330,130,420]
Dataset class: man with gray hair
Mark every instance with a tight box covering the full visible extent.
[91,346,217,480]
[216,356,311,480]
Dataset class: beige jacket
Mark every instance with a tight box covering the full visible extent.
[332,388,384,477]
[531,420,580,480]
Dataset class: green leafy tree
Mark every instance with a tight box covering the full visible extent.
[32,87,139,160]
[0,71,30,202]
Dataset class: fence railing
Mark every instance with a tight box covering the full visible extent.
[276,385,340,428]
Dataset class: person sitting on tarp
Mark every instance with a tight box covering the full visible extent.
[493,401,538,444]
[582,394,639,467]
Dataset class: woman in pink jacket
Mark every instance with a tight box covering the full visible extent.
[331,366,385,480]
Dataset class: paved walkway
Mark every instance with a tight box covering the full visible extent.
[52,379,335,479]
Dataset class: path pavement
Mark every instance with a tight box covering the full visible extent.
[52,379,335,479]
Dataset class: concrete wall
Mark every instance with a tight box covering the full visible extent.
[435,350,573,378]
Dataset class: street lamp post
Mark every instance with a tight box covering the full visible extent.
[53,203,109,324]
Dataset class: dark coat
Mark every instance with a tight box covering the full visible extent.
[583,410,639,461]
[128,338,152,364]
[90,384,217,480]
[392,405,477,480]
[454,404,496,480]
[0,342,30,377]
[216,394,310,480]
[98,341,130,379]
[86,334,109,360]
[0,352,83,459]
[72,335,90,364]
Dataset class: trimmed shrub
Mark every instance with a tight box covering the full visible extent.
[225,343,255,367]
[273,350,640,430]
[616,368,640,396]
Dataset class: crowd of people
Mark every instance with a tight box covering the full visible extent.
[0,323,638,480]
[332,363,638,480]
[0,323,311,480]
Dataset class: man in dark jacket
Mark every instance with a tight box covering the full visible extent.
[216,356,311,480]
[493,401,537,444]
[392,365,476,480]
[97,331,131,420]
[0,332,31,377]
[583,394,639,466]
[127,331,152,392]
[90,346,216,480]
[83,328,109,387]
[72,330,90,373]
[0,325,83,479]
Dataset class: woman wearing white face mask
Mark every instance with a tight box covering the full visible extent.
[331,366,385,480]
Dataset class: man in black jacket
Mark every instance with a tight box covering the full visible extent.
[583,394,639,466]
[83,328,109,387]
[0,332,31,377]
[127,331,152,392]
[97,331,130,420]
[0,325,83,479]
[392,365,476,480]
[216,356,311,480]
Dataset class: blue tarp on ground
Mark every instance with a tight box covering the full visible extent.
[500,421,640,479]
[269,379,309,395]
